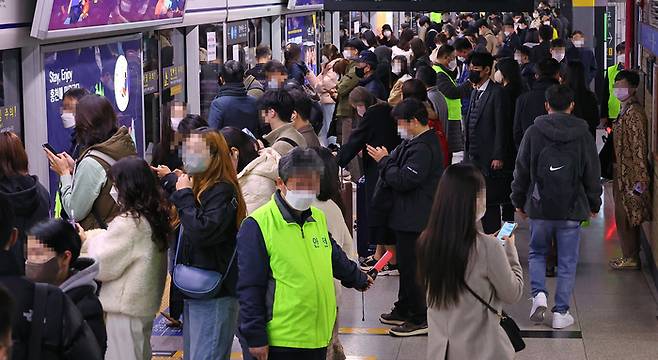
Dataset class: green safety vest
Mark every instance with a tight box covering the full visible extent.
[54,191,63,218]
[607,64,622,119]
[433,65,462,121]
[249,198,336,349]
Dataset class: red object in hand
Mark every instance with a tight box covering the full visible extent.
[367,251,394,280]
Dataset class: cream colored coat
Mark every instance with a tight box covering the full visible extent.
[427,233,524,360]
[83,213,167,318]
[239,147,281,215]
[312,199,356,301]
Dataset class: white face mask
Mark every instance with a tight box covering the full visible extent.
[268,79,280,89]
[493,70,504,84]
[504,31,512,37]
[543,21,551,26]
[384,30,392,37]
[613,87,630,101]
[284,187,316,211]
[171,117,183,131]
[514,55,524,64]
[343,50,354,60]
[448,59,458,71]
[392,64,402,75]
[356,105,367,117]
[397,126,412,140]
[457,56,466,63]
[110,185,119,204]
[618,54,626,64]
[552,51,565,62]
[61,112,76,129]
[573,40,585,48]
[476,193,486,221]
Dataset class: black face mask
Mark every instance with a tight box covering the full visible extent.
[468,70,482,84]
[355,67,366,78]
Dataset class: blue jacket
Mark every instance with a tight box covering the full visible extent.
[236,191,367,348]
[208,83,262,138]
[358,74,388,101]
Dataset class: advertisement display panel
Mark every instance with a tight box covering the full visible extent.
[43,36,144,197]
[286,15,318,75]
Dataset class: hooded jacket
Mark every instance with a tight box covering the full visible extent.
[238,147,281,215]
[208,82,262,138]
[0,175,49,272]
[0,251,102,360]
[511,113,602,221]
[60,257,107,355]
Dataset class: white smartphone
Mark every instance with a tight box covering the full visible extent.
[497,222,518,245]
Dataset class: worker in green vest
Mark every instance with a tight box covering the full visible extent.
[236,148,372,360]
[601,42,626,124]
[432,44,472,154]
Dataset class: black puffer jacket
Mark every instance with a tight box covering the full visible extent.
[513,78,560,148]
[170,181,239,298]
[0,175,49,273]
[0,251,102,360]
[376,130,444,233]
[60,257,107,355]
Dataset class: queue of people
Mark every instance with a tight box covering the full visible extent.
[0,4,653,360]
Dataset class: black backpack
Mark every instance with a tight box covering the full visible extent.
[532,136,582,220]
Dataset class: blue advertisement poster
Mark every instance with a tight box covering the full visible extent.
[286,15,318,75]
[43,37,144,198]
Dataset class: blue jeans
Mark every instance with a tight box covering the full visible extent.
[528,219,581,313]
[183,296,239,360]
[320,103,336,147]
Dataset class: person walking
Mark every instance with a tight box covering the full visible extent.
[561,61,600,136]
[419,164,524,359]
[512,85,602,329]
[608,71,652,270]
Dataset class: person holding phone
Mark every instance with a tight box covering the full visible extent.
[511,85,602,329]
[418,164,523,360]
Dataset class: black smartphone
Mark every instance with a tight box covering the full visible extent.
[42,143,57,154]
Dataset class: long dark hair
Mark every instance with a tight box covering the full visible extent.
[312,147,346,215]
[219,126,259,173]
[496,57,523,101]
[75,95,118,148]
[561,61,589,96]
[417,164,485,309]
[110,157,171,251]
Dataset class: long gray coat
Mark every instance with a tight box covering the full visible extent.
[427,233,524,360]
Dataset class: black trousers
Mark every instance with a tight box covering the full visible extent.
[269,347,327,360]
[393,230,427,325]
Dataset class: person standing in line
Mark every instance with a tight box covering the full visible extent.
[463,52,513,234]
[316,55,342,146]
[379,24,398,47]
[288,89,322,148]
[512,85,602,329]
[354,50,387,101]
[0,194,103,360]
[419,164,523,360]
[515,46,535,89]
[169,129,247,360]
[246,44,272,87]
[259,89,308,156]
[26,219,107,354]
[561,61,600,136]
[237,148,371,360]
[81,157,170,360]
[368,98,443,336]
[208,60,262,138]
[0,132,50,273]
[609,70,652,270]
[336,39,364,145]
[570,31,598,85]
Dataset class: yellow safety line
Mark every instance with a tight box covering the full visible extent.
[339,327,390,335]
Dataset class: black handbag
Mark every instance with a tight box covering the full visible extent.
[465,284,526,352]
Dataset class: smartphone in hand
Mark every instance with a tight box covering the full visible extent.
[497,222,518,246]
[42,143,57,155]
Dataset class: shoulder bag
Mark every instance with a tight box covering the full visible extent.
[465,284,526,352]
[173,224,237,299]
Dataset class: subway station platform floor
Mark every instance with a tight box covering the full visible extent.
[152,183,658,359]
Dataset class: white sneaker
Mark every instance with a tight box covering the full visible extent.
[552,311,575,329]
[529,292,548,323]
